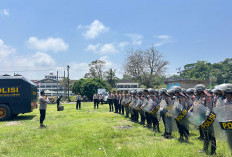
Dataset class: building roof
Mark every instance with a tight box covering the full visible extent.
[165,78,208,84]
[117,80,138,84]
[39,78,58,83]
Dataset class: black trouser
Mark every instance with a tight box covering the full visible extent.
[139,110,145,124]
[152,114,160,132]
[134,110,139,122]
[118,101,122,113]
[100,99,103,105]
[202,125,216,154]
[94,99,99,109]
[76,100,81,109]
[226,131,232,154]
[109,99,113,111]
[40,109,46,124]
[57,102,60,109]
[125,105,129,117]
[121,104,124,114]
[145,112,152,127]
[199,127,204,140]
[176,121,189,140]
[114,99,119,113]
[130,107,134,120]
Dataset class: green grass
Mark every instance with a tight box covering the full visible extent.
[0,102,231,157]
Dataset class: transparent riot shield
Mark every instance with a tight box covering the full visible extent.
[188,100,208,128]
[134,98,142,110]
[214,100,232,153]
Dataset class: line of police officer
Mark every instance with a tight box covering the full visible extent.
[110,84,232,156]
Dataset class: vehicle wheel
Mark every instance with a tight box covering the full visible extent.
[0,104,12,121]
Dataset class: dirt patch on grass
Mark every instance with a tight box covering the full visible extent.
[113,125,133,129]
[5,121,20,126]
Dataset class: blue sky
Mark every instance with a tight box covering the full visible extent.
[0,0,231,79]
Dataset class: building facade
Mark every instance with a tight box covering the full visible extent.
[165,78,208,90]
[116,80,142,91]
[32,73,74,97]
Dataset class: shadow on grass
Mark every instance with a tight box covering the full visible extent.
[11,115,37,121]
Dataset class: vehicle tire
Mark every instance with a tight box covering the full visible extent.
[0,104,12,121]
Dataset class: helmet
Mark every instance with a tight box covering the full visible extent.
[130,90,135,94]
[144,89,149,93]
[137,90,143,95]
[172,86,182,93]
[168,89,175,95]
[186,88,194,94]
[148,88,155,94]
[224,84,232,93]
[182,88,187,94]
[154,89,159,93]
[194,84,206,92]
[206,89,213,94]
[159,88,167,94]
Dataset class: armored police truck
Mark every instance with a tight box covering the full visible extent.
[0,75,37,121]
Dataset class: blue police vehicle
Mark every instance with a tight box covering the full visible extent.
[0,75,37,121]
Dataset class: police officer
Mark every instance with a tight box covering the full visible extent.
[76,93,81,110]
[172,86,189,142]
[125,91,132,118]
[118,91,123,114]
[129,91,137,122]
[122,90,130,117]
[99,94,104,105]
[222,84,232,155]
[56,95,62,111]
[160,88,173,139]
[114,91,119,113]
[194,84,216,155]
[39,91,50,128]
[134,90,143,123]
[139,89,149,126]
[108,91,114,112]
[93,93,99,109]
[149,89,161,135]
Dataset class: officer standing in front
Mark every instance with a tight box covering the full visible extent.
[39,91,50,128]
[93,92,99,109]
[76,93,82,110]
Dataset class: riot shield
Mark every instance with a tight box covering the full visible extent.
[188,100,209,128]
[150,100,160,116]
[213,101,232,153]
[134,98,142,110]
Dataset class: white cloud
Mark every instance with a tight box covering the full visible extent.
[0,9,9,16]
[26,37,69,52]
[154,35,174,47]
[157,35,171,40]
[0,39,16,57]
[78,20,109,39]
[126,34,143,45]
[86,43,118,55]
[86,44,100,52]
[118,42,129,48]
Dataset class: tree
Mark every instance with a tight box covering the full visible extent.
[124,46,168,88]
[72,78,111,100]
[180,58,232,86]
[85,60,106,80]
[104,68,118,88]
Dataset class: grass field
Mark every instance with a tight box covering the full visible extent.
[0,102,231,157]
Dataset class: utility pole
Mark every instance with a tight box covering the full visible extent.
[57,71,58,97]
[64,70,66,99]
[67,65,70,102]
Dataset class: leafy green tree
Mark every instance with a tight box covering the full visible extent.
[104,68,118,88]
[72,78,111,100]
[180,58,232,86]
